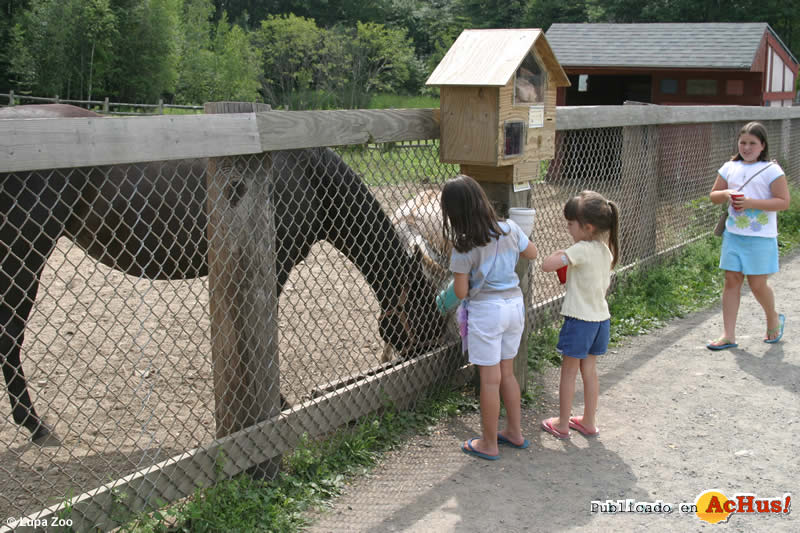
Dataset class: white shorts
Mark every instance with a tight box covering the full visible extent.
[467,296,525,366]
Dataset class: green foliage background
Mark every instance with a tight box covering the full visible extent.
[1,0,798,108]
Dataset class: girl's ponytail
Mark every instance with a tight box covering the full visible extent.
[607,200,620,268]
[566,190,620,267]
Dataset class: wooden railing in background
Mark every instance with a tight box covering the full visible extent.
[1,91,203,115]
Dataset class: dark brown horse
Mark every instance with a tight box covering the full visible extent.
[1,104,446,443]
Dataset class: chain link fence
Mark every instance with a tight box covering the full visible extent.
[1,107,798,529]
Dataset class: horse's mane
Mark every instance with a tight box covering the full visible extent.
[308,148,420,305]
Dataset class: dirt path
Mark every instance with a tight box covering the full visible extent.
[306,252,800,532]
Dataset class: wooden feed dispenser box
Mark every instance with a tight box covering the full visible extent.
[426,29,569,185]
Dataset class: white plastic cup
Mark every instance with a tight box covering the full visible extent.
[508,207,536,236]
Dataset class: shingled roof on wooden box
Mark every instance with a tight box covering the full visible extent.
[426,28,569,87]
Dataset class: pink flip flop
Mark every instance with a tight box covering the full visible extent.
[569,417,600,436]
[541,418,570,439]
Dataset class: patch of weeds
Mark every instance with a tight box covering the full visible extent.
[778,186,800,251]
[422,388,480,417]
[607,238,724,344]
[527,323,561,372]
[521,382,546,410]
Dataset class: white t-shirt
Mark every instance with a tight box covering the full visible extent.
[561,240,612,322]
[718,160,785,238]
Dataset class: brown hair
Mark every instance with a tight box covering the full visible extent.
[564,190,620,268]
[732,121,769,162]
[440,174,505,253]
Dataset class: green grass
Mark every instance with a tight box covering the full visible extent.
[337,142,458,187]
[119,186,800,532]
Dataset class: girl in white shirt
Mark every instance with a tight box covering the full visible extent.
[707,121,790,350]
[540,190,619,439]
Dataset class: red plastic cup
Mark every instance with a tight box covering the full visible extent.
[730,192,744,211]
[557,265,568,284]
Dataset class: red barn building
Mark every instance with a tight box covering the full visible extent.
[546,22,798,107]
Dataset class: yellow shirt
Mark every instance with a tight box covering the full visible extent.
[561,240,612,322]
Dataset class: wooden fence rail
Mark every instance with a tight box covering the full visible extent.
[1,91,203,114]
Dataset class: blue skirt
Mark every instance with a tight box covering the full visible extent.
[719,231,779,275]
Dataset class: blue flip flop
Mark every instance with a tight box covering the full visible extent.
[462,438,499,460]
[497,433,529,449]
[765,314,785,344]
[707,338,738,351]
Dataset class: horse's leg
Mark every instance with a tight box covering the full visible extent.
[1,169,79,442]
[0,279,51,442]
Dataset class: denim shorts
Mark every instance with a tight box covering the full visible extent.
[720,231,778,275]
[557,316,610,359]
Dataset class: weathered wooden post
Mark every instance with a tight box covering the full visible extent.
[427,29,570,391]
[204,101,279,476]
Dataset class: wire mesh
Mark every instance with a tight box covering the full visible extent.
[1,116,798,527]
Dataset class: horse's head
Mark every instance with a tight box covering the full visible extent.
[379,247,448,361]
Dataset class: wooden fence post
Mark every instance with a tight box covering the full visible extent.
[204,101,280,477]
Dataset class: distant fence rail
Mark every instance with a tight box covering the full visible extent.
[1,91,204,115]
[1,103,799,532]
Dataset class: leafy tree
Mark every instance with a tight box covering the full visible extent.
[385,0,461,62]
[109,0,181,103]
[524,0,589,30]
[0,0,32,91]
[454,0,526,29]
[334,21,416,108]
[212,0,269,27]
[252,13,327,108]
[78,0,117,101]
[175,0,214,103]
[175,2,260,104]
[208,12,261,101]
[214,0,394,29]
[8,0,116,99]
[6,22,36,92]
